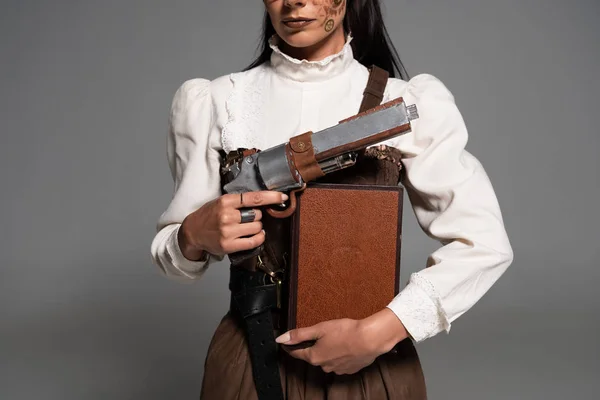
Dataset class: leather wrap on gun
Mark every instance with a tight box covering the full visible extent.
[287,131,325,182]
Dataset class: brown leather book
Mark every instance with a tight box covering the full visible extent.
[287,182,403,329]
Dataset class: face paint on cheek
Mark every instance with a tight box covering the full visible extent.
[323,0,345,19]
[324,19,334,32]
[315,0,345,32]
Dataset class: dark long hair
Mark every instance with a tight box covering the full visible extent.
[244,0,408,80]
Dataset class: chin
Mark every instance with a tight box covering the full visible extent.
[277,31,325,49]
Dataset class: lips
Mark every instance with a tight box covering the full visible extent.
[282,17,316,28]
[282,17,314,22]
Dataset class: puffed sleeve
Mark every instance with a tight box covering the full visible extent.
[384,74,514,342]
[150,79,225,282]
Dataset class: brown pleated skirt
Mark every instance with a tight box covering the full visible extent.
[200,312,427,400]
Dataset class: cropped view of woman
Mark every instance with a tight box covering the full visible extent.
[150,1,514,399]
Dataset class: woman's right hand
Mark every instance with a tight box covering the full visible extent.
[177,191,289,261]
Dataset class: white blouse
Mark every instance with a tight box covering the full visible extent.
[150,36,514,343]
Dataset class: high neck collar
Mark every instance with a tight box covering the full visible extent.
[268,34,355,83]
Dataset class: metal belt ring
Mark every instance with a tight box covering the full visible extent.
[240,209,256,224]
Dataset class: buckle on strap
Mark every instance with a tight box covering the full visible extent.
[256,255,284,310]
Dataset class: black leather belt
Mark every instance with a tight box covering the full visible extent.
[229,265,284,400]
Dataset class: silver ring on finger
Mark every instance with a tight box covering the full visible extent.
[239,209,256,224]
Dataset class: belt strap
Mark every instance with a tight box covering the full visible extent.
[230,266,284,400]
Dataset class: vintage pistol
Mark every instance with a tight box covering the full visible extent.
[221,96,419,218]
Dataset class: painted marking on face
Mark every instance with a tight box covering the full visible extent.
[316,0,345,32]
[323,0,345,19]
[324,19,334,32]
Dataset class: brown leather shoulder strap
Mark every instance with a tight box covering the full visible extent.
[359,65,389,113]
[356,65,389,159]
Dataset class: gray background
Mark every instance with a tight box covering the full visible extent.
[1,0,598,399]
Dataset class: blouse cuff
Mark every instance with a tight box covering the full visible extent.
[164,224,211,279]
[387,272,451,342]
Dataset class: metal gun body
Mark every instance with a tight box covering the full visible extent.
[311,99,411,160]
[257,143,299,191]
[222,97,417,195]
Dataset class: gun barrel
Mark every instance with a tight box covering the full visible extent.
[311,97,412,161]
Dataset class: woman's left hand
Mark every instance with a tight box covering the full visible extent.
[276,308,410,375]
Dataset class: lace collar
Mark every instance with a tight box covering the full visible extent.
[268,34,355,82]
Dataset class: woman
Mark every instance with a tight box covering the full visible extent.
[151,0,514,399]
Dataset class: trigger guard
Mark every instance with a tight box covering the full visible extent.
[265,184,307,219]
